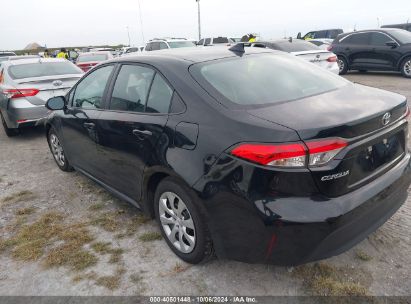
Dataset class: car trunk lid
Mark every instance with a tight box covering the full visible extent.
[291,50,337,70]
[248,84,408,197]
[14,75,81,105]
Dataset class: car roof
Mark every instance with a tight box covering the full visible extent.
[110,45,278,65]
[2,57,68,66]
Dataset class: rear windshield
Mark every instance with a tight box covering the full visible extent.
[190,53,348,107]
[389,29,411,44]
[168,41,196,48]
[8,62,82,79]
[271,40,320,52]
[77,54,108,63]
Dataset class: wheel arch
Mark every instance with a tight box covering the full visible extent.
[397,54,411,70]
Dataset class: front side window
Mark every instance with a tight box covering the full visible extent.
[145,74,173,113]
[197,39,204,46]
[370,32,393,46]
[110,65,155,113]
[72,65,114,109]
[190,53,348,107]
[159,42,168,50]
[389,29,411,44]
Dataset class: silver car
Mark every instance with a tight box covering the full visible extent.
[0,58,83,136]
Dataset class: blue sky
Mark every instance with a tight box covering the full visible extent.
[0,0,410,50]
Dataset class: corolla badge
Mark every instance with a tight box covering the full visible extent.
[382,112,391,126]
[321,170,350,181]
[53,80,63,87]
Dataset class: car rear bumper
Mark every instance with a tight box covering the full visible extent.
[2,99,48,129]
[195,153,411,265]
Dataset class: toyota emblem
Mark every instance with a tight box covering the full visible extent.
[53,80,63,87]
[382,112,391,126]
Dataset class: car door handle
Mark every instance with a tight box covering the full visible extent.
[133,129,152,139]
[83,122,95,129]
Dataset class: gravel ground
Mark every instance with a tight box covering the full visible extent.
[0,71,410,296]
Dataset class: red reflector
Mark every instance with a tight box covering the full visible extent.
[230,143,306,166]
[327,55,337,62]
[3,89,39,99]
[405,106,410,119]
[17,119,28,123]
[306,138,347,154]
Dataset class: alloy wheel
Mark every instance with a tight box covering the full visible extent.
[158,191,196,254]
[338,59,345,73]
[49,133,65,167]
[404,60,411,77]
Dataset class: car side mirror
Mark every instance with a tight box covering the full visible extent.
[385,41,397,48]
[46,96,66,111]
[297,32,302,39]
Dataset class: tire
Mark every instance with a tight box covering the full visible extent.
[1,112,19,137]
[400,57,411,78]
[337,56,348,75]
[47,127,73,172]
[154,177,214,264]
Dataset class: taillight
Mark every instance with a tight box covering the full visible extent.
[327,45,334,51]
[404,105,410,121]
[3,88,39,99]
[230,143,306,167]
[306,138,347,166]
[327,55,337,62]
[230,138,347,168]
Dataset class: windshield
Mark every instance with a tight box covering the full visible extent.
[77,54,108,62]
[389,29,411,44]
[271,40,320,52]
[191,53,348,107]
[168,41,196,48]
[9,62,82,79]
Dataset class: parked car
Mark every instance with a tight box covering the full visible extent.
[251,39,339,74]
[308,39,332,50]
[0,55,40,62]
[0,51,17,62]
[297,29,343,40]
[44,46,411,266]
[0,58,83,136]
[382,23,411,32]
[197,37,235,46]
[145,38,196,51]
[330,29,411,77]
[120,47,141,56]
[76,51,113,72]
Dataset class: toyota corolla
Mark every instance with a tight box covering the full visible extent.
[44,46,411,265]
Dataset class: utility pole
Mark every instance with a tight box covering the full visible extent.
[138,0,145,44]
[196,0,201,40]
[126,26,131,46]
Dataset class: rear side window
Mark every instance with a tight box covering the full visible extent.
[146,74,173,113]
[213,37,229,44]
[205,38,211,45]
[190,53,348,107]
[341,33,371,45]
[8,62,82,79]
[110,65,155,113]
[315,31,327,38]
[77,54,107,62]
[73,65,114,109]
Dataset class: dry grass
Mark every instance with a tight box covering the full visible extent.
[293,263,369,296]
[139,231,162,242]
[95,268,126,290]
[1,212,98,271]
[1,190,37,206]
[15,207,36,216]
[88,203,105,211]
[72,272,98,283]
[90,212,120,232]
[355,250,373,261]
[91,242,124,264]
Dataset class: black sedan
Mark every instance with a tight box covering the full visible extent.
[330,28,411,77]
[44,46,411,265]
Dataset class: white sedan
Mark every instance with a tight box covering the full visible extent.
[251,39,339,74]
